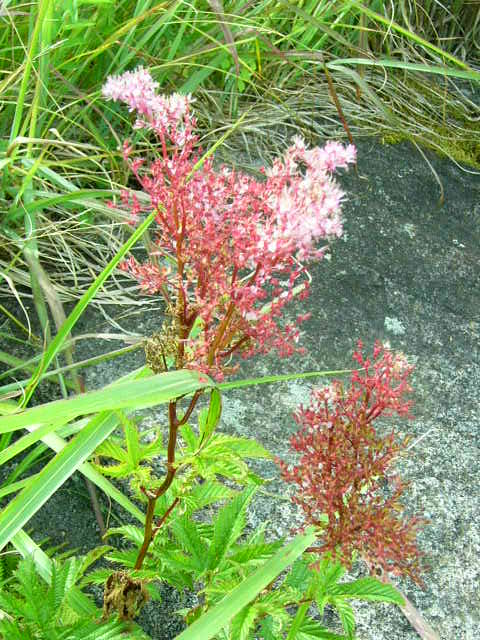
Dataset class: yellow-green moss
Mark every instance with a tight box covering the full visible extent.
[380,125,480,170]
[373,75,480,169]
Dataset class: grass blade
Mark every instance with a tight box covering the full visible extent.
[1,369,213,432]
[218,369,355,392]
[20,209,158,407]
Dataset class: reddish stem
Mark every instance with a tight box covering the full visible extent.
[133,391,202,570]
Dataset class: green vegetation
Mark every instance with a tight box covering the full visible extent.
[0,2,477,638]
[0,0,478,311]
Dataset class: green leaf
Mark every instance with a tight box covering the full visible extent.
[20,209,159,408]
[185,480,233,511]
[317,557,346,592]
[218,369,354,392]
[0,370,213,433]
[296,619,347,640]
[314,557,346,617]
[76,546,112,582]
[181,423,198,452]
[175,528,317,640]
[11,530,52,584]
[194,451,250,483]
[285,558,312,593]
[0,411,119,551]
[104,525,144,546]
[205,434,271,459]
[206,485,257,571]
[259,615,277,640]
[123,416,142,468]
[228,541,282,566]
[329,577,404,606]
[329,599,355,640]
[230,604,259,640]
[199,388,222,446]
[10,370,148,526]
[171,516,208,572]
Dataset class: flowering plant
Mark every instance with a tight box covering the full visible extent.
[103,67,356,380]
[277,340,425,584]
[88,67,427,638]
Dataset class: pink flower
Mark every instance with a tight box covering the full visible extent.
[277,341,426,584]
[103,68,355,379]
[103,67,194,147]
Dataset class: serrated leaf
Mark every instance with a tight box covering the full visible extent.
[104,525,144,545]
[286,557,312,592]
[229,541,282,566]
[329,598,355,639]
[94,439,129,462]
[205,435,271,459]
[81,567,114,585]
[330,577,404,605]
[66,584,98,618]
[317,557,346,592]
[230,604,258,640]
[124,418,142,468]
[171,515,208,572]
[195,453,250,482]
[91,461,130,477]
[199,388,222,446]
[206,485,257,571]
[186,480,233,511]
[180,423,198,452]
[297,619,347,640]
[175,528,317,640]
[76,546,112,582]
[259,615,277,640]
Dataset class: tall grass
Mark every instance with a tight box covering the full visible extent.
[0,0,478,331]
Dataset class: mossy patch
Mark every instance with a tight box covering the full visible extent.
[357,74,480,169]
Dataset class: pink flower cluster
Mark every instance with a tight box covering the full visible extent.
[102,68,356,378]
[102,67,194,147]
[278,341,426,583]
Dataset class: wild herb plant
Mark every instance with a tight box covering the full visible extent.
[100,64,355,568]
[77,67,425,637]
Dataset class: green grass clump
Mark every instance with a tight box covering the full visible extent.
[0,0,478,324]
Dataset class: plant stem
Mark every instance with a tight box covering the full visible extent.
[134,391,202,570]
[385,577,440,640]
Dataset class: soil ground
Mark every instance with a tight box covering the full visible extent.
[2,138,479,640]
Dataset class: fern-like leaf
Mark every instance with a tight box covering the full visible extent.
[329,598,355,640]
[206,485,256,571]
[230,603,259,640]
[329,576,404,605]
[296,618,348,639]
[171,515,208,572]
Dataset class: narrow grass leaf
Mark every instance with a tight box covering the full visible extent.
[21,209,158,407]
[219,369,355,391]
[0,409,123,550]
[328,57,480,81]
[1,370,213,432]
